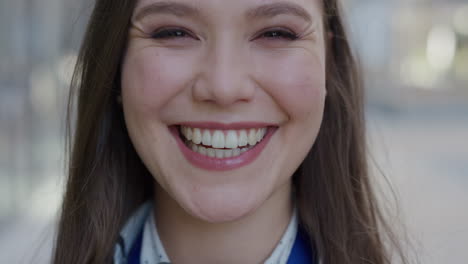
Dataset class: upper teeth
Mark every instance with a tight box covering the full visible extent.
[181,126,267,149]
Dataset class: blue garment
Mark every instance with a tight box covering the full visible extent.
[127,229,144,263]
[286,228,316,264]
[127,227,316,264]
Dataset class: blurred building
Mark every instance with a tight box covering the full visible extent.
[0,0,91,222]
[347,0,468,112]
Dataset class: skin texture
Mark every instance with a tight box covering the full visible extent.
[121,0,326,262]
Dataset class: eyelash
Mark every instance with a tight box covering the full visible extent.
[150,27,196,39]
[150,28,299,41]
[257,29,299,40]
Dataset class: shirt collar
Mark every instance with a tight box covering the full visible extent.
[140,209,170,263]
[114,201,153,264]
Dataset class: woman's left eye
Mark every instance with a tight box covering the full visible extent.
[257,29,299,41]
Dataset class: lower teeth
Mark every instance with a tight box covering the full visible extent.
[187,141,251,158]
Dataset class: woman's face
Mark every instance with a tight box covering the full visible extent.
[122,0,327,222]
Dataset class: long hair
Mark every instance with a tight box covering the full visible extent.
[53,0,407,263]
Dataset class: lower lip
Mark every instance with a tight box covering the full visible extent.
[170,126,276,171]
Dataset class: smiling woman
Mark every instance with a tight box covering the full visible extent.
[53,0,407,263]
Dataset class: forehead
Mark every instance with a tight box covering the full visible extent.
[133,0,324,20]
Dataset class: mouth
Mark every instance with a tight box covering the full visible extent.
[179,126,268,158]
[170,123,277,171]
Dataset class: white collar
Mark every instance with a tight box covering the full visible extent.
[141,208,298,264]
[140,210,171,263]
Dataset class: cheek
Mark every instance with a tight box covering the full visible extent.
[121,47,197,113]
[254,50,326,119]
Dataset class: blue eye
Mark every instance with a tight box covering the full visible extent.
[151,28,193,39]
[259,29,299,40]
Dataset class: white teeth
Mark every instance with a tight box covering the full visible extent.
[185,127,193,141]
[215,149,224,158]
[212,130,225,148]
[256,128,266,143]
[248,129,257,146]
[255,129,261,142]
[181,126,268,149]
[207,148,215,157]
[225,130,238,149]
[181,126,189,140]
[233,148,241,156]
[188,142,253,158]
[191,144,198,152]
[224,149,233,158]
[199,146,207,155]
[192,128,202,144]
[202,130,211,146]
[238,130,248,147]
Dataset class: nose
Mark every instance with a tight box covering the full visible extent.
[192,40,255,106]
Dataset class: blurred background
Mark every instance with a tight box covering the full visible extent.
[0,0,467,263]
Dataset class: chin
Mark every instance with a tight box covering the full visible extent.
[179,184,267,223]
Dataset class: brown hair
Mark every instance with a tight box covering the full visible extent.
[53,0,408,263]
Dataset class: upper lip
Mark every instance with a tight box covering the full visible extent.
[175,122,278,130]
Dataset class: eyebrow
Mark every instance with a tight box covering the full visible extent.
[246,2,312,22]
[133,1,201,21]
[133,1,312,23]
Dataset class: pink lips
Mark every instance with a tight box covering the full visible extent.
[170,123,277,171]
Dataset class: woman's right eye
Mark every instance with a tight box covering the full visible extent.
[150,28,194,39]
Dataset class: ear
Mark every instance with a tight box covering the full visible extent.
[328,31,334,40]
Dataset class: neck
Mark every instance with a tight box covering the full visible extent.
[154,182,293,264]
